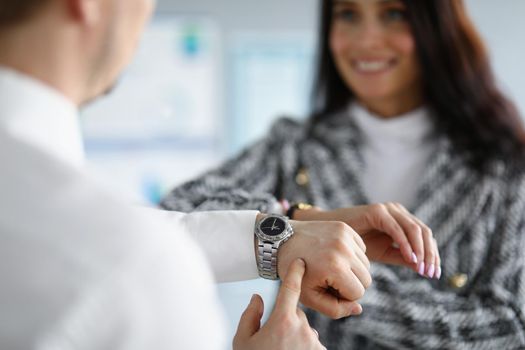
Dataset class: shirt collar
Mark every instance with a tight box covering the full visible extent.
[0,66,85,168]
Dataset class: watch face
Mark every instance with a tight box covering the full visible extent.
[259,217,286,236]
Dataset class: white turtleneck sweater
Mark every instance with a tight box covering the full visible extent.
[350,103,437,208]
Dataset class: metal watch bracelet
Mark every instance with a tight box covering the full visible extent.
[254,214,294,280]
[256,241,279,280]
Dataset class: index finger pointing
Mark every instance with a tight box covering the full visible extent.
[274,258,306,314]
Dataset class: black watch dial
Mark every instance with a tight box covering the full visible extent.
[259,217,286,236]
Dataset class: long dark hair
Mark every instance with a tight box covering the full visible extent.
[311,0,525,173]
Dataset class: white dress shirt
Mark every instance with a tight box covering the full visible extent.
[351,103,437,208]
[0,67,259,350]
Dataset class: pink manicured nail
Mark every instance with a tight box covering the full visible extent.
[411,252,418,264]
[436,266,442,280]
[427,264,435,279]
[418,262,425,276]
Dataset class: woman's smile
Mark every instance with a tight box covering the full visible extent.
[351,57,397,75]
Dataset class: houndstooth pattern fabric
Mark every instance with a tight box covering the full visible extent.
[161,111,525,350]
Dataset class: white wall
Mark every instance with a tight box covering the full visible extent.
[465,0,525,116]
[156,0,525,116]
[156,0,318,32]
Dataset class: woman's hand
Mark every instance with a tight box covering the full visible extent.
[293,203,441,279]
[233,259,326,350]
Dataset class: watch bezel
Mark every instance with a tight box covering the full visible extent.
[255,214,293,243]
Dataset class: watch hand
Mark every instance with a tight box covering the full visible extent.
[271,218,278,230]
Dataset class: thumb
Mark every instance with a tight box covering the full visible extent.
[234,294,264,342]
[273,258,306,315]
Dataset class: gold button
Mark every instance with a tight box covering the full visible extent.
[295,168,309,186]
[448,273,468,289]
[296,202,313,211]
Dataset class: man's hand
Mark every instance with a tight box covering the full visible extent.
[233,259,326,350]
[293,203,441,279]
[277,220,371,319]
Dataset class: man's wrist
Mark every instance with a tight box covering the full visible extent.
[255,212,267,222]
[253,213,294,280]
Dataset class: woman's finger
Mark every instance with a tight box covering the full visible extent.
[421,225,436,278]
[433,238,442,279]
[367,204,415,264]
[403,209,439,279]
[386,205,424,269]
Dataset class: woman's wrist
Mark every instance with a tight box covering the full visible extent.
[286,202,323,220]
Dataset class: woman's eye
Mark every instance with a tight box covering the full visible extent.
[383,8,407,22]
[333,9,358,23]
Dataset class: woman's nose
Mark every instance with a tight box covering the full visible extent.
[355,20,385,50]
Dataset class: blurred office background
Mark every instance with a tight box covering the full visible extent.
[80,0,525,346]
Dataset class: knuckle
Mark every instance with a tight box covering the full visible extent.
[363,255,371,270]
[331,236,349,253]
[331,220,349,234]
[385,201,397,208]
[407,221,421,233]
[392,202,404,209]
[326,255,346,273]
[370,203,386,215]
[423,227,433,238]
[357,236,367,252]
[356,283,366,299]
[354,231,365,242]
[363,273,373,289]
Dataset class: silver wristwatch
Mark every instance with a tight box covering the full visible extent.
[254,214,294,280]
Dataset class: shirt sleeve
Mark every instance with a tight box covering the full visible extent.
[142,208,260,283]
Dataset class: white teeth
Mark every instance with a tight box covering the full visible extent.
[355,60,390,72]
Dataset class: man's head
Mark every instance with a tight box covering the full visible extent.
[0,0,155,105]
[0,1,48,27]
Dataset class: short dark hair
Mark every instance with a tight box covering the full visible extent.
[0,1,48,27]
[311,0,525,173]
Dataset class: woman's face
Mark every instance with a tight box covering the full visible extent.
[329,0,422,116]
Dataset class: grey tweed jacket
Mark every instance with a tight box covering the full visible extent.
[161,111,525,350]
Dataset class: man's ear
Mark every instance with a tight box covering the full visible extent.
[66,0,101,26]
